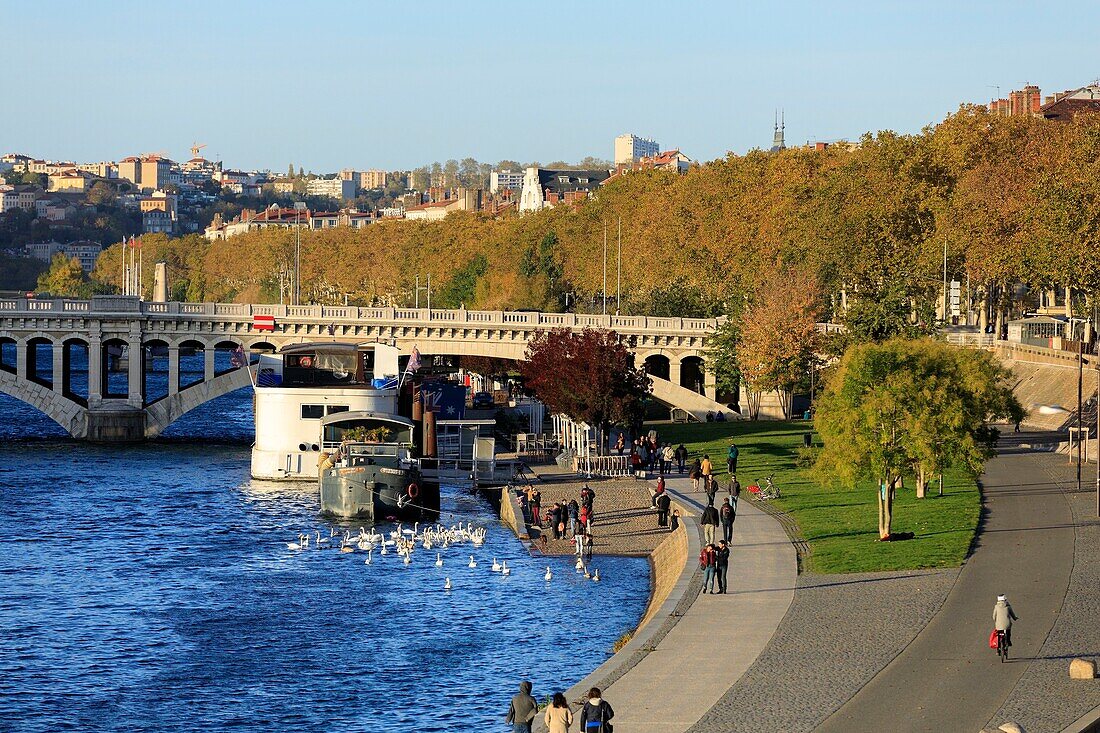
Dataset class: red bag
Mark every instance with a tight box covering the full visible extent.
[989,630,999,649]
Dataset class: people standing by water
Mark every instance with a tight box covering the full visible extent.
[567,498,580,538]
[700,502,719,544]
[579,687,615,733]
[656,488,671,528]
[699,542,718,594]
[530,488,542,527]
[505,680,538,733]
[549,502,564,540]
[715,539,730,594]
[544,692,574,733]
[720,497,736,543]
[675,443,688,474]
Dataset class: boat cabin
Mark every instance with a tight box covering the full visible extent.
[256,342,400,389]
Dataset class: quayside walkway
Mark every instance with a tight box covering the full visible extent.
[554,476,797,733]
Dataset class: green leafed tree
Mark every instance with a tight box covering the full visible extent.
[815,338,1022,539]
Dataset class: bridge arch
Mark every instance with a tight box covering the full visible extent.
[61,337,90,405]
[642,353,671,381]
[176,339,207,391]
[0,337,14,373]
[0,369,87,437]
[26,336,54,388]
[679,355,705,395]
[101,337,129,399]
[142,338,170,406]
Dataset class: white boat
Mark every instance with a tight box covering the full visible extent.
[250,341,403,480]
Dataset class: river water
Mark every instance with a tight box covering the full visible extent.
[0,389,649,732]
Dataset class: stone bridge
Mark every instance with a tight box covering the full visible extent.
[0,295,728,440]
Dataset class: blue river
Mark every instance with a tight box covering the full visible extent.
[0,388,649,732]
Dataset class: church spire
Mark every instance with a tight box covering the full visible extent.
[770,109,786,152]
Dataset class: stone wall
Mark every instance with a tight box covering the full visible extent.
[637,499,690,631]
[499,486,528,539]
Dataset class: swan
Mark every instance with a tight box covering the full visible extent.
[501,561,511,576]
[468,556,477,568]
[340,544,355,553]
[592,569,600,582]
[544,566,553,582]
[364,549,373,565]
[435,553,443,567]
[286,533,305,551]
[575,557,584,572]
[444,577,452,591]
[403,552,411,566]
[491,558,501,572]
[583,567,591,579]
[380,543,388,556]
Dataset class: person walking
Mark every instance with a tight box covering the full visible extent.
[544,692,573,733]
[993,594,1019,647]
[728,474,741,510]
[720,497,735,542]
[675,443,688,474]
[701,454,713,494]
[505,680,538,733]
[689,458,702,491]
[699,543,718,594]
[579,687,614,733]
[700,502,720,545]
[715,539,730,593]
[656,490,671,528]
[726,442,739,476]
[662,443,675,475]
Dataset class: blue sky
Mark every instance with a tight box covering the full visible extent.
[1,0,1096,172]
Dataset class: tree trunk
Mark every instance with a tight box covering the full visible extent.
[778,389,793,420]
[882,475,895,539]
[746,389,762,420]
[877,480,886,539]
[916,466,927,499]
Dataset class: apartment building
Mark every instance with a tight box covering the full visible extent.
[306,177,358,201]
[490,170,524,193]
[614,134,660,165]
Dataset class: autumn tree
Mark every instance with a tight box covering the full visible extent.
[736,268,822,418]
[37,254,88,297]
[815,339,1022,539]
[521,328,651,452]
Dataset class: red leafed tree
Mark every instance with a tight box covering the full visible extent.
[521,328,651,453]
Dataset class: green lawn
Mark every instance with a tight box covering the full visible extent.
[657,421,982,575]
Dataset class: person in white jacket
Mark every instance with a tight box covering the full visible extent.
[993,594,1019,647]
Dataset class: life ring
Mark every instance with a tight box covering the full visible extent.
[407,483,420,499]
[299,356,314,368]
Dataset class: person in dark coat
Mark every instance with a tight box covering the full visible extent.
[675,444,688,474]
[530,488,542,526]
[579,687,615,733]
[670,508,681,532]
[549,502,563,539]
[720,497,736,543]
[567,499,580,537]
[715,539,731,594]
[505,679,538,733]
[655,491,671,528]
[700,503,720,545]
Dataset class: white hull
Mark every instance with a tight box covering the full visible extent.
[250,385,398,480]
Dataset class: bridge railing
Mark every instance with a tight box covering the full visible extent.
[0,297,721,333]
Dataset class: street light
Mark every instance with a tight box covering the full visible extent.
[293,202,307,305]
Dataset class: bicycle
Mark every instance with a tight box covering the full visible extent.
[996,630,1009,662]
[755,475,780,500]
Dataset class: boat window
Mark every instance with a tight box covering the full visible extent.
[326,405,349,415]
[301,404,325,419]
[312,351,357,378]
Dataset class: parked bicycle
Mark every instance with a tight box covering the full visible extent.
[748,476,780,500]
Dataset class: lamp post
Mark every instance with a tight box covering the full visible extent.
[293,201,307,306]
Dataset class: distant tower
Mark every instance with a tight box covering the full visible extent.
[770,110,786,152]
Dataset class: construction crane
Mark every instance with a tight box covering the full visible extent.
[190,142,207,159]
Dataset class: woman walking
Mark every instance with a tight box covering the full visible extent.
[544,692,574,733]
[579,687,614,733]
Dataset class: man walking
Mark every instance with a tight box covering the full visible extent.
[505,680,538,733]
[715,540,731,594]
[700,502,720,545]
[720,497,735,542]
[675,443,688,474]
[726,442,739,476]
[701,454,713,493]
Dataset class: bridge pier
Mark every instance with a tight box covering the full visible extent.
[14,341,26,381]
[88,337,103,405]
[85,405,146,442]
[167,345,180,396]
[51,344,64,394]
[127,337,143,407]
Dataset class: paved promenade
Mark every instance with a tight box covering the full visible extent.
[817,433,1088,733]
[598,476,797,733]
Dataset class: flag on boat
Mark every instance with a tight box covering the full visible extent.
[253,314,275,332]
[421,382,466,419]
[407,345,422,373]
[229,345,247,368]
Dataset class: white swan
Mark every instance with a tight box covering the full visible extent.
[491,558,501,572]
[380,543,388,555]
[444,577,452,591]
[544,566,553,582]
[583,567,591,579]
[575,557,584,572]
[286,533,305,551]
[592,569,600,582]
[501,561,511,576]
[403,552,411,566]
[315,531,331,546]
[436,553,443,567]
[364,549,373,565]
[468,556,477,568]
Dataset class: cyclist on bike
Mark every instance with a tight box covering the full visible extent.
[993,594,1018,648]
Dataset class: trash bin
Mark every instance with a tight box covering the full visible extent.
[803,432,813,448]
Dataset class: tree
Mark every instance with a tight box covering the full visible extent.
[815,339,1022,539]
[37,254,87,297]
[737,268,821,418]
[521,328,651,452]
